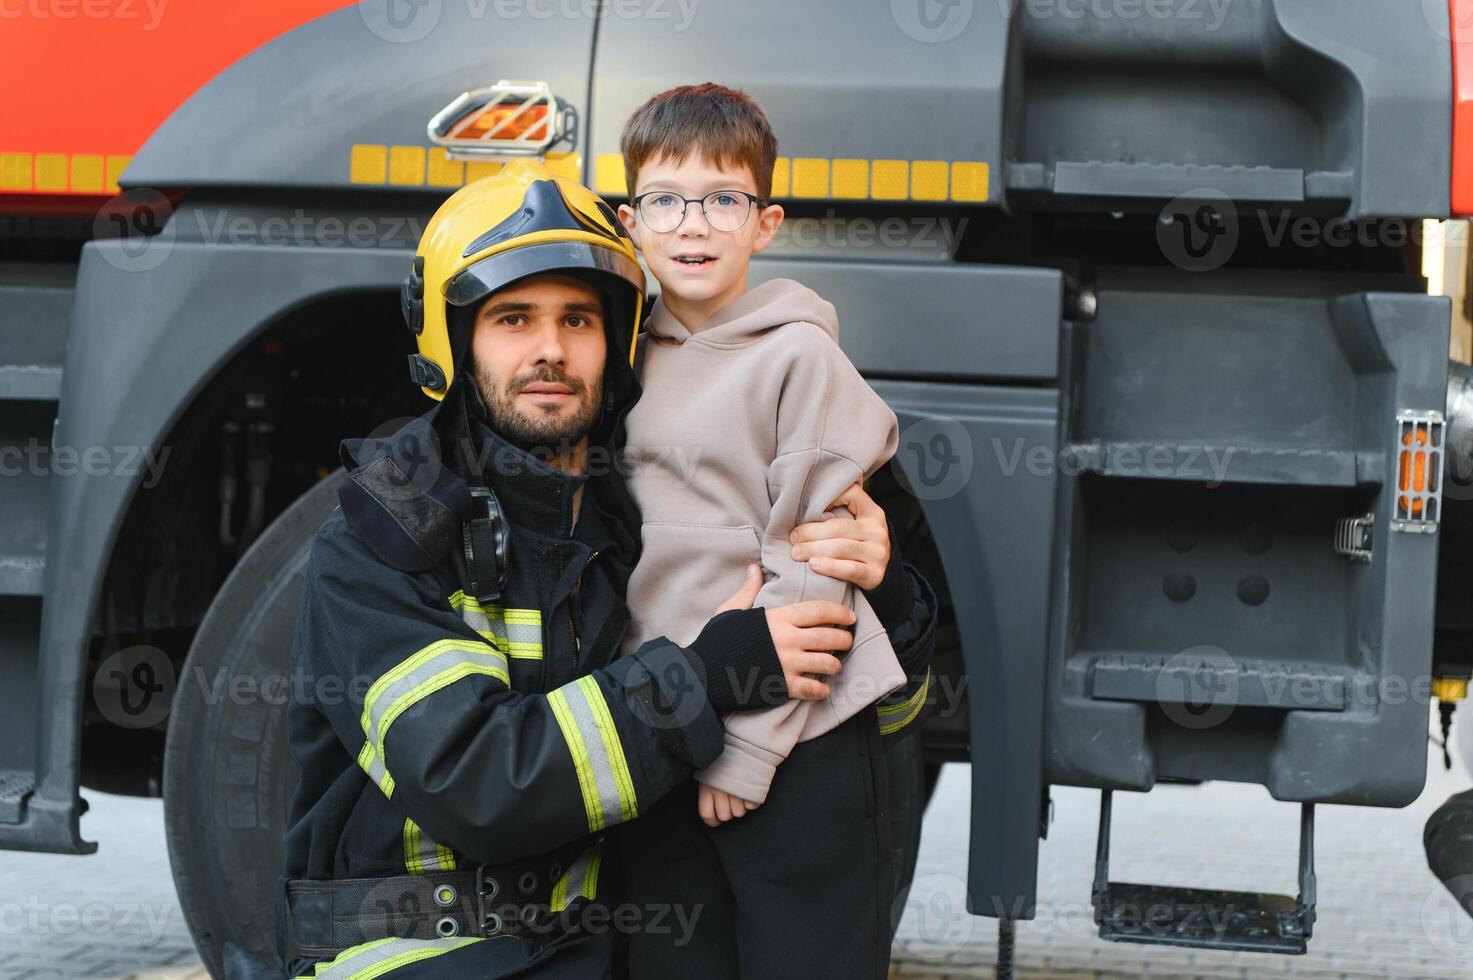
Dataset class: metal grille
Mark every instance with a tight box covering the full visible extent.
[1334,513,1374,561]
[1394,411,1444,533]
[427,80,571,159]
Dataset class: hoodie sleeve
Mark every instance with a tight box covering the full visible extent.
[296,512,781,865]
[695,323,906,803]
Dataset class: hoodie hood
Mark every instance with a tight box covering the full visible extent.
[645,278,839,347]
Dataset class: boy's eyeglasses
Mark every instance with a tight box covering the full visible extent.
[631,190,767,234]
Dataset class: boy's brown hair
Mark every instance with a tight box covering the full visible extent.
[619,82,779,202]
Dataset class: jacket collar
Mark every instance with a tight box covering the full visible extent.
[467,413,588,539]
[336,399,474,572]
[337,363,644,571]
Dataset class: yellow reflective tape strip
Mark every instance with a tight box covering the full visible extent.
[1,153,32,191]
[403,818,456,874]
[0,152,132,194]
[311,936,484,979]
[547,685,603,832]
[389,145,426,186]
[594,153,626,195]
[831,158,869,199]
[878,668,932,736]
[349,146,580,189]
[871,159,909,200]
[362,147,988,201]
[35,154,68,192]
[105,155,130,193]
[357,741,395,798]
[361,637,507,741]
[404,818,422,875]
[69,154,104,193]
[349,144,388,184]
[427,148,464,187]
[950,161,990,202]
[360,639,509,789]
[910,160,950,201]
[550,843,603,911]
[771,156,791,198]
[448,592,544,660]
[791,157,829,197]
[576,675,638,823]
[377,660,508,749]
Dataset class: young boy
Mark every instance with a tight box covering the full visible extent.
[612,83,931,978]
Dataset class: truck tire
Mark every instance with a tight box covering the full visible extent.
[163,469,344,978]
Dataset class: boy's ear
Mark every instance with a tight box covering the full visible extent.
[617,202,641,249]
[750,202,785,256]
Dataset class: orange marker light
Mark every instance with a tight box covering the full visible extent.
[456,103,550,142]
[1399,426,1430,517]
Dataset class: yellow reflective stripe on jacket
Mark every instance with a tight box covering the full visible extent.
[878,667,932,736]
[546,675,638,832]
[550,842,603,912]
[310,936,482,979]
[449,590,544,660]
[357,638,510,799]
[403,818,456,875]
[357,741,395,799]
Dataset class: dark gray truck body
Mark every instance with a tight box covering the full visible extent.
[0,0,1462,939]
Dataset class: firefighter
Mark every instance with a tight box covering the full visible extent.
[275,160,937,978]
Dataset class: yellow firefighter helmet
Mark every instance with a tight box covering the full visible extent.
[400,158,645,400]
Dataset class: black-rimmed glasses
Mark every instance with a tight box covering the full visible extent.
[631,190,767,233]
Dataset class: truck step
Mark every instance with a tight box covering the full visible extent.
[0,770,35,824]
[1091,790,1317,955]
[1088,653,1354,711]
[1096,882,1306,954]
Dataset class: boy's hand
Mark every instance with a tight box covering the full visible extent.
[698,783,760,826]
[789,482,890,590]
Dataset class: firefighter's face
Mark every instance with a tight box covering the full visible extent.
[618,153,784,320]
[470,274,607,453]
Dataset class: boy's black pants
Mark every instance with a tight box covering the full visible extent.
[618,709,896,980]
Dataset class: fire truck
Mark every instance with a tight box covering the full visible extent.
[4,0,1473,975]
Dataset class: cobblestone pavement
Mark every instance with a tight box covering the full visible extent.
[1,741,1469,978]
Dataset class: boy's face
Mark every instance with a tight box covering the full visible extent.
[617,153,784,318]
[469,273,607,452]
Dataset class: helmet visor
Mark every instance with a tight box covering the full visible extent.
[444,240,644,310]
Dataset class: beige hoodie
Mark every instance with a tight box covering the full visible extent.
[618,278,906,804]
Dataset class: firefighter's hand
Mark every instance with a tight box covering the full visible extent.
[789,482,890,591]
[697,783,760,827]
[715,563,764,613]
[765,600,852,701]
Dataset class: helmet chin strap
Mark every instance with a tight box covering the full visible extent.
[444,365,508,603]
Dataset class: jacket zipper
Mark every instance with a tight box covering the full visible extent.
[567,549,600,671]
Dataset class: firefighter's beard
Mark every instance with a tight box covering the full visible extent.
[476,364,602,471]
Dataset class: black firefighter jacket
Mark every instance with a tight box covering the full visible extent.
[280,379,938,979]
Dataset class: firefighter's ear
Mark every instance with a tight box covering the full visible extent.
[617,202,641,249]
